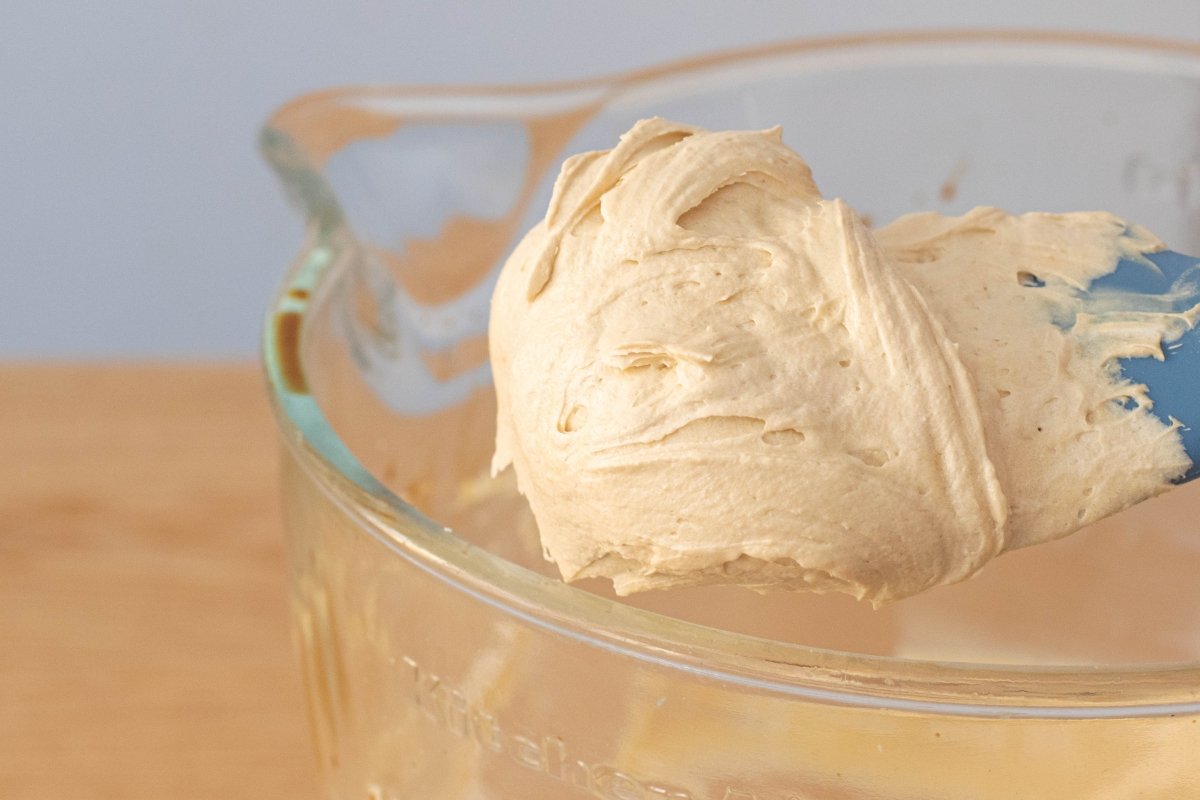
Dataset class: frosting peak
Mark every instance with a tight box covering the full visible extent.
[489,118,1193,603]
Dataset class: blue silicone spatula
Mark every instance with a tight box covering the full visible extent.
[1085,248,1200,482]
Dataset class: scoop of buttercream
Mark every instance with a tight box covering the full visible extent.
[489,118,1192,603]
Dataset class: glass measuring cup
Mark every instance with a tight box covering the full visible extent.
[262,31,1200,799]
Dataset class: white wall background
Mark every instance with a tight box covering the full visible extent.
[3,1,1199,357]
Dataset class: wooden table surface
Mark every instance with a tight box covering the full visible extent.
[1,364,318,799]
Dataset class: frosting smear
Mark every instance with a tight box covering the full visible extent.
[489,118,1195,603]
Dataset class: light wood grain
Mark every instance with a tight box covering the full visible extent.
[0,364,317,799]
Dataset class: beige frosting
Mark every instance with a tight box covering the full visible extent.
[489,118,1195,603]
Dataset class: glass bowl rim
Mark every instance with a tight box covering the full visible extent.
[262,29,1200,718]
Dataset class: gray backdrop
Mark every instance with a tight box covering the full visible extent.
[3,1,1198,357]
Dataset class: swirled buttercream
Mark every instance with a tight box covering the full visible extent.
[489,118,1193,603]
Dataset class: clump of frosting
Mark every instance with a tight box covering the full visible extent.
[489,118,1194,603]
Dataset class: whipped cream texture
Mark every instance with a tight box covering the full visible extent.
[489,118,1195,602]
